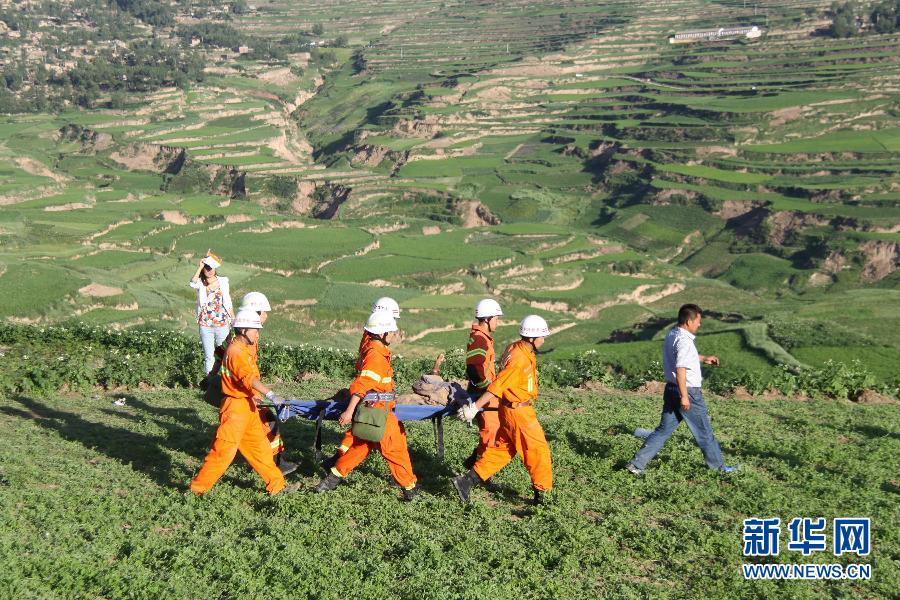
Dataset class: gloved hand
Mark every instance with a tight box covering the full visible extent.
[265,390,286,409]
[457,402,479,424]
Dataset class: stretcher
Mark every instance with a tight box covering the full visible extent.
[270,400,462,461]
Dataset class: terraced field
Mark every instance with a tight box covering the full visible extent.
[0,0,897,387]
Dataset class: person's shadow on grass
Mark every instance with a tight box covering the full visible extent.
[103,394,212,454]
[565,429,632,468]
[3,394,193,488]
[120,394,330,484]
[850,424,900,442]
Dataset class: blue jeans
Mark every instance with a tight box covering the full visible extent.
[630,384,725,471]
[199,325,230,375]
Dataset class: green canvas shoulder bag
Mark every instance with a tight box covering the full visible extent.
[351,393,395,442]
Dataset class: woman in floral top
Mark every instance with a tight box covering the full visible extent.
[190,251,234,375]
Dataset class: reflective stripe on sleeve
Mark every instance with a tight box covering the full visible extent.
[359,369,392,384]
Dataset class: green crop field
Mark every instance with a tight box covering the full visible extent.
[0,0,895,375]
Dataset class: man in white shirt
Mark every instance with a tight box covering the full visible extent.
[626,304,738,475]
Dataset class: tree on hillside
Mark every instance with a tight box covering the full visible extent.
[829,1,861,37]
[309,48,337,67]
[870,0,900,33]
[115,0,174,27]
[177,22,244,48]
[312,23,325,36]
[2,64,25,91]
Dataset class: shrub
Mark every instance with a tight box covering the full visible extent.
[829,1,861,37]
[98,349,160,388]
[796,359,876,400]
[264,175,297,199]
[870,0,899,33]
[0,349,97,395]
[0,323,890,400]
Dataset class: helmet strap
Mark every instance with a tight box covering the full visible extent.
[366,330,390,345]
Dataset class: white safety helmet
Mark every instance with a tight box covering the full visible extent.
[232,309,263,330]
[371,296,401,319]
[239,291,271,313]
[364,311,399,335]
[475,298,503,319]
[519,315,550,338]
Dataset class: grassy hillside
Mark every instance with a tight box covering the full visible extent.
[0,385,895,598]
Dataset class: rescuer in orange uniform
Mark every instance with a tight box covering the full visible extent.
[462,299,503,491]
[203,291,297,476]
[321,297,403,472]
[314,311,420,501]
[190,310,299,496]
[452,315,553,506]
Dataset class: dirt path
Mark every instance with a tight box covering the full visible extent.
[405,323,467,343]
[310,239,381,273]
[504,143,524,159]
[87,220,135,242]
[79,283,123,297]
[551,322,578,335]
[15,157,69,184]
[497,274,584,292]
[574,282,686,320]
[665,230,701,262]
[619,75,689,91]
[0,185,60,207]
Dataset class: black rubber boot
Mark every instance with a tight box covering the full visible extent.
[314,473,342,493]
[482,477,503,493]
[452,469,479,504]
[278,459,298,477]
[462,449,478,470]
[279,482,303,495]
[319,453,339,474]
[532,489,545,506]
[401,484,421,502]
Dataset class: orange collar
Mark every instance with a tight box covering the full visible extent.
[471,321,493,341]
[366,337,391,357]
[513,339,535,357]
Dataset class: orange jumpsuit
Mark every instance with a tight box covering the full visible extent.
[213,336,284,459]
[334,333,376,455]
[466,322,500,457]
[332,338,417,489]
[473,340,553,491]
[190,338,286,495]
[247,343,285,459]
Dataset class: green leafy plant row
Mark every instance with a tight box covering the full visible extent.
[0,323,892,401]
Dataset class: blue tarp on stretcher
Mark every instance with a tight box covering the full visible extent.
[274,399,458,423]
[273,400,461,460]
